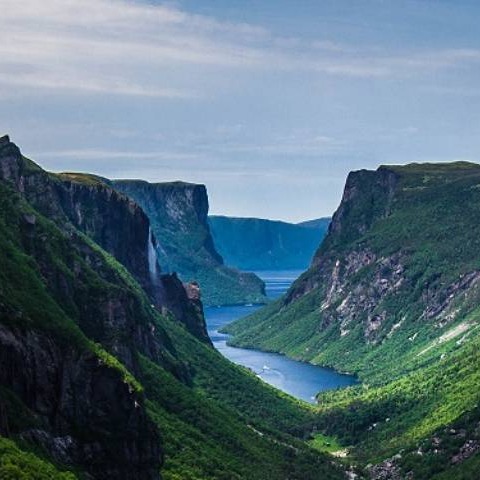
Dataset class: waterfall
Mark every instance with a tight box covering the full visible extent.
[147,226,158,284]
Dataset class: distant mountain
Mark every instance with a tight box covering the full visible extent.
[208,216,330,271]
[298,218,331,229]
[110,181,266,306]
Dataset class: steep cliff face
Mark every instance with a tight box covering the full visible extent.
[0,137,210,349]
[224,161,480,478]
[226,162,480,378]
[0,136,164,479]
[208,216,330,270]
[0,323,161,480]
[112,181,222,270]
[0,135,210,477]
[112,180,266,306]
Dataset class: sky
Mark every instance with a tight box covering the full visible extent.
[1,0,480,222]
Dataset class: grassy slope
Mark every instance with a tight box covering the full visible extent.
[224,162,480,477]
[226,162,480,376]
[0,178,341,479]
[0,437,77,480]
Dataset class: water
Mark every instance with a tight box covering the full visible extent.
[205,270,357,403]
[147,226,158,283]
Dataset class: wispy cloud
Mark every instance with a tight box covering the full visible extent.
[1,0,480,101]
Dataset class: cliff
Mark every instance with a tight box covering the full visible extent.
[224,161,480,477]
[0,135,164,478]
[226,162,480,373]
[208,215,330,270]
[0,136,343,480]
[111,180,266,306]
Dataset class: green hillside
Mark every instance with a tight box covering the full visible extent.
[225,162,480,478]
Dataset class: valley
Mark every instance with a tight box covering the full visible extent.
[1,135,480,479]
[3,1,479,478]
[0,136,344,480]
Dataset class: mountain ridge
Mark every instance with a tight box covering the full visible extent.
[208,215,330,271]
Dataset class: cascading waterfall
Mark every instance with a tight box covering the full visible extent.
[147,226,159,284]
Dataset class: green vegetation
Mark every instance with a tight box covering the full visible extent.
[141,356,342,480]
[0,143,343,479]
[0,183,89,349]
[0,183,146,396]
[225,162,480,477]
[56,172,109,187]
[9,140,480,478]
[308,433,344,454]
[0,437,77,480]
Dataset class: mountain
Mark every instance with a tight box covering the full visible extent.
[224,162,480,478]
[298,218,332,230]
[110,181,266,306]
[0,136,343,480]
[208,216,330,270]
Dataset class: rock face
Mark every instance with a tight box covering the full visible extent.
[208,216,330,270]
[0,137,210,348]
[225,161,480,378]
[0,135,214,478]
[0,324,161,480]
[111,180,266,306]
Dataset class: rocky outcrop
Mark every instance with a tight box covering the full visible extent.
[0,321,161,480]
[159,275,211,344]
[57,178,153,292]
[284,164,480,343]
[0,136,169,478]
[0,136,218,477]
[226,161,480,376]
[321,167,398,251]
[112,180,223,272]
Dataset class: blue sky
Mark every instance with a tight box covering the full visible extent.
[2,0,480,221]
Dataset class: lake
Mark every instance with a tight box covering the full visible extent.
[205,270,357,403]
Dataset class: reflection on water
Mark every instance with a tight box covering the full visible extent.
[205,270,357,403]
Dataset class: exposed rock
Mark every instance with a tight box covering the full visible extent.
[0,136,210,348]
[160,274,211,345]
[422,271,480,326]
[0,324,161,479]
[367,456,402,480]
[320,166,398,252]
[451,439,480,464]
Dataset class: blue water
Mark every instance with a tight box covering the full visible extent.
[205,270,357,403]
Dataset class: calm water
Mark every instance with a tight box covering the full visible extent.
[205,270,357,403]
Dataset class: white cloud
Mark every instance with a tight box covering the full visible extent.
[1,0,480,100]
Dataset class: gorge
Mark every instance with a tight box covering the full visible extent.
[0,135,344,480]
[2,134,480,479]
